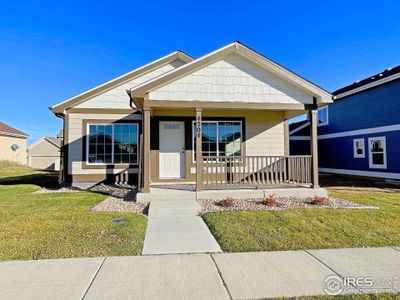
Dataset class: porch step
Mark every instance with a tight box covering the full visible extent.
[137,187,328,202]
[137,187,196,202]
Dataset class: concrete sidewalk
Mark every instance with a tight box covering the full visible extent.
[142,199,222,255]
[1,247,399,300]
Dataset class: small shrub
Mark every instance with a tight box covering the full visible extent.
[310,196,327,206]
[217,197,234,207]
[261,194,276,207]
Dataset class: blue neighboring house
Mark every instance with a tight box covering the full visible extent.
[290,65,400,181]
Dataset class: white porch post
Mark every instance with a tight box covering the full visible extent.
[309,110,319,188]
[196,108,203,191]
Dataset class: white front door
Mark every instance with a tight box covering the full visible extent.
[159,121,185,178]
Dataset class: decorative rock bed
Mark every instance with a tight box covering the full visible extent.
[34,183,149,215]
[199,197,378,213]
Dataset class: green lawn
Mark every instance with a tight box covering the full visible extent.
[202,192,400,252]
[0,165,147,261]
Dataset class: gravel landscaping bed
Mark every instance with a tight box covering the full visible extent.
[35,183,149,215]
[199,196,378,213]
[91,197,149,215]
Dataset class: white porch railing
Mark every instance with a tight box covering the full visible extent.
[202,155,312,188]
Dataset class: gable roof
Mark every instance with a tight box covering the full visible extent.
[28,136,62,150]
[0,121,29,138]
[50,51,193,114]
[129,41,332,105]
[333,65,400,99]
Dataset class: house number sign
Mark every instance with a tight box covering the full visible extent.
[196,113,202,138]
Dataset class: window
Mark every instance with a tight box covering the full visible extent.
[193,121,242,161]
[318,106,329,126]
[353,138,365,158]
[87,123,138,164]
[368,137,386,169]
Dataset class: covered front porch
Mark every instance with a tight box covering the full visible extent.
[136,102,321,198]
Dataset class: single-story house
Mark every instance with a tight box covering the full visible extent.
[290,65,400,181]
[27,134,62,170]
[0,121,29,164]
[50,42,332,196]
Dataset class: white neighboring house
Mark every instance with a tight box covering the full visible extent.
[28,133,62,170]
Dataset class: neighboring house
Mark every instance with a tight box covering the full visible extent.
[0,121,29,164]
[50,41,332,195]
[27,135,62,170]
[290,65,400,180]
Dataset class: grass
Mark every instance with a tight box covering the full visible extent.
[202,192,400,252]
[0,164,147,261]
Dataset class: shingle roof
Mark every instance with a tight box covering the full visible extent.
[333,65,400,96]
[0,121,29,138]
[45,136,62,147]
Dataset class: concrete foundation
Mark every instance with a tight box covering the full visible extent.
[137,187,328,202]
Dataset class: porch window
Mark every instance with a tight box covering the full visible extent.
[368,136,386,169]
[317,106,329,126]
[192,121,242,161]
[87,124,138,164]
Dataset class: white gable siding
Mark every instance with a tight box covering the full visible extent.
[75,59,186,109]
[149,54,313,104]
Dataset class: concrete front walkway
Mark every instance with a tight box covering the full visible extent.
[142,199,222,255]
[1,247,399,300]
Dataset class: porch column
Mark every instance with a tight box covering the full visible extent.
[143,107,151,193]
[195,108,203,191]
[283,119,289,156]
[309,110,319,188]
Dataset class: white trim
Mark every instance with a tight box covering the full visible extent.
[289,122,310,135]
[334,72,400,99]
[317,106,329,127]
[86,123,139,165]
[290,123,400,140]
[191,120,243,163]
[353,138,365,158]
[368,136,387,169]
[319,167,400,180]
[0,131,29,139]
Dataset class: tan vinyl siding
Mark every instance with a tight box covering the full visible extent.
[153,108,285,157]
[67,113,142,176]
[0,135,27,164]
[28,139,60,170]
[149,54,314,104]
[75,60,186,109]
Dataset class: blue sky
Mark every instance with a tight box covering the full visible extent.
[1,0,399,143]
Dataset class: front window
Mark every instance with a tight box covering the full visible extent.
[368,137,386,169]
[193,121,242,160]
[88,123,138,164]
[318,106,329,126]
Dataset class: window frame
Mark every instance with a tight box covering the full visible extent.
[368,136,387,169]
[86,123,139,165]
[353,138,365,158]
[317,106,329,126]
[191,120,243,162]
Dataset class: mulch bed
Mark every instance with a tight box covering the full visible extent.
[199,197,378,213]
